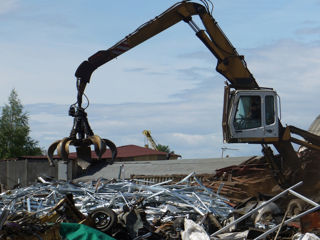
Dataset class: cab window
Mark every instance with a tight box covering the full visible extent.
[234,96,261,130]
[265,95,275,125]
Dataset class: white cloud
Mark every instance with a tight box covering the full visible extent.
[295,26,320,36]
[172,133,217,146]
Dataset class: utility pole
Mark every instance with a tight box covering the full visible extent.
[221,146,239,158]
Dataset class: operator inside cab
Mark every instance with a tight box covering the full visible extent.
[234,96,261,130]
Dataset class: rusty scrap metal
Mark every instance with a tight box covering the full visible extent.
[0,175,233,238]
[1,176,320,239]
[211,181,304,237]
[210,181,320,240]
[300,211,320,234]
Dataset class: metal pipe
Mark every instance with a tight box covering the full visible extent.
[170,191,205,216]
[27,198,31,212]
[151,179,172,187]
[255,205,320,240]
[187,20,201,33]
[217,183,224,195]
[193,192,210,213]
[288,189,320,207]
[176,172,195,185]
[211,181,303,237]
[119,191,130,208]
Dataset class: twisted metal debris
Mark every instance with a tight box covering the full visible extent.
[0,175,233,219]
[0,173,233,239]
[1,174,320,239]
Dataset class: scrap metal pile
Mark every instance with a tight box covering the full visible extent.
[0,176,232,240]
[1,173,320,240]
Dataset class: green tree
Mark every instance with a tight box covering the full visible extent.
[0,89,42,159]
[156,143,174,154]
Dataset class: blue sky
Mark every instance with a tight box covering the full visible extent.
[1,0,320,158]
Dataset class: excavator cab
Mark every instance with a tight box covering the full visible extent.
[223,86,280,144]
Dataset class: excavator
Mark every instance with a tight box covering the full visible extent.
[47,0,320,185]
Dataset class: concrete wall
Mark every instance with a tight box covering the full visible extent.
[0,158,77,190]
[69,160,82,179]
[27,159,57,185]
[0,161,7,187]
[6,160,27,189]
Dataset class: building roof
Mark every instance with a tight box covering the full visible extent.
[20,144,181,160]
[75,156,255,181]
[113,144,180,158]
[68,144,180,159]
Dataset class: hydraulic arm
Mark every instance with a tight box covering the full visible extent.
[47,1,258,166]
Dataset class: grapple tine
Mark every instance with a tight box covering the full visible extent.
[89,135,106,159]
[47,140,60,166]
[47,102,117,167]
[103,138,117,162]
[57,137,72,161]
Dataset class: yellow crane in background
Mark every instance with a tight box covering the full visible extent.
[142,130,159,151]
